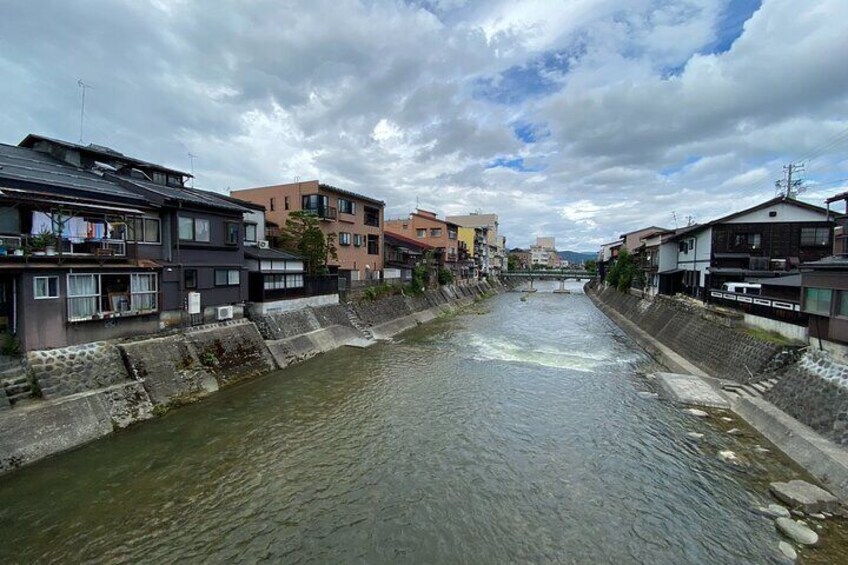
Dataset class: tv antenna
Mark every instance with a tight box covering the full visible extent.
[671,211,679,228]
[77,80,92,143]
[188,153,197,187]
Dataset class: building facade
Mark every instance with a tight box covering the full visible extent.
[232,180,385,281]
[385,209,460,277]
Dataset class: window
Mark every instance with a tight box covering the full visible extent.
[131,274,158,312]
[245,223,257,242]
[185,269,198,290]
[364,206,380,227]
[135,218,162,244]
[338,198,356,215]
[339,232,351,246]
[416,229,426,238]
[66,273,158,321]
[226,222,240,245]
[270,197,276,211]
[152,171,167,185]
[215,269,241,286]
[353,234,363,247]
[67,275,99,320]
[448,229,457,240]
[34,276,58,299]
[804,287,832,315]
[367,234,379,255]
[284,196,290,210]
[732,233,761,250]
[263,273,305,290]
[179,217,211,242]
[801,227,830,247]
[838,291,848,317]
[430,228,442,238]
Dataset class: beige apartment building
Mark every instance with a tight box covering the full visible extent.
[385,209,461,275]
[232,180,385,280]
[446,213,505,274]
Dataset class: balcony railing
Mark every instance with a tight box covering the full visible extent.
[0,234,128,259]
[304,206,337,221]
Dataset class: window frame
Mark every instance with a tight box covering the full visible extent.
[178,216,211,243]
[225,222,240,246]
[367,234,379,255]
[416,229,427,239]
[353,234,363,247]
[338,198,356,215]
[184,268,198,290]
[338,232,351,246]
[803,287,833,316]
[33,276,59,300]
[66,272,158,321]
[214,269,241,287]
[430,228,442,238]
[244,223,258,243]
[800,227,830,247]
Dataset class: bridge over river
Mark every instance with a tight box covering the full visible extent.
[0,279,821,563]
[503,270,594,281]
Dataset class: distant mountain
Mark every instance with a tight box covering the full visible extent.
[557,250,595,264]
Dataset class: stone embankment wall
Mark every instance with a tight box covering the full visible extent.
[589,284,787,383]
[1,279,514,475]
[766,350,848,446]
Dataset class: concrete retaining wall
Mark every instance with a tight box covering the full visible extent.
[591,285,786,383]
[766,350,848,446]
[1,279,514,476]
[742,313,809,344]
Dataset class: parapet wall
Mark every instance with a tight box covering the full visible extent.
[591,284,785,383]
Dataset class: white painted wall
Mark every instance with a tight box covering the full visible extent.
[658,241,678,272]
[676,227,712,286]
[724,201,828,224]
[252,294,339,314]
[243,209,266,245]
[742,313,809,344]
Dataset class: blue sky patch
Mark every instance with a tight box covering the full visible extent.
[487,157,545,173]
[660,155,701,176]
[474,45,584,105]
[702,0,762,55]
[513,122,550,144]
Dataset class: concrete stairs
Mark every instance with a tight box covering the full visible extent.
[721,377,780,399]
[343,305,375,341]
[0,356,33,406]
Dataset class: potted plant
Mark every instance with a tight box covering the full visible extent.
[30,229,57,256]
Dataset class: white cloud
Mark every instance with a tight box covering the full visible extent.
[1,0,847,250]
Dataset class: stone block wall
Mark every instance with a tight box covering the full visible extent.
[119,336,218,407]
[766,350,848,446]
[593,285,785,383]
[185,320,276,386]
[28,342,132,399]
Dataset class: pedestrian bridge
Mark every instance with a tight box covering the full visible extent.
[502,270,594,281]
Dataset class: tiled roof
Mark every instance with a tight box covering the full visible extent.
[244,247,302,260]
[318,183,385,206]
[0,143,148,204]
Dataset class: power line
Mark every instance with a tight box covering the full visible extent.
[77,79,92,143]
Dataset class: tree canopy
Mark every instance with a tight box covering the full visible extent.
[277,211,338,275]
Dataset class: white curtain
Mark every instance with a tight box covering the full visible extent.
[67,275,98,319]
[131,274,157,311]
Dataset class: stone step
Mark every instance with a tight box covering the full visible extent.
[740,385,761,397]
[4,382,31,395]
[752,382,768,393]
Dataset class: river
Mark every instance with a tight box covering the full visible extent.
[0,281,796,563]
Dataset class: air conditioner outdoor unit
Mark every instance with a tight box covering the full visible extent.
[216,305,234,321]
[258,240,270,249]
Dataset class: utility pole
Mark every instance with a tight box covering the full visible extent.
[775,163,806,198]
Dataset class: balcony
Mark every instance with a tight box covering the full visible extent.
[0,234,129,262]
[304,206,337,221]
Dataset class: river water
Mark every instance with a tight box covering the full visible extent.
[0,281,795,563]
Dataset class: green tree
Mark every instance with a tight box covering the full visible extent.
[437,268,454,285]
[277,211,338,275]
[605,249,644,292]
[584,259,597,274]
[507,255,520,271]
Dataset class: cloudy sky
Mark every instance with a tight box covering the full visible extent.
[2,0,847,250]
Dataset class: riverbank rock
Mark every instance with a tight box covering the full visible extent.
[718,450,742,465]
[684,408,709,418]
[727,428,744,436]
[755,504,791,519]
[686,432,704,440]
[770,480,839,513]
[778,541,797,561]
[775,517,819,546]
[637,391,659,400]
